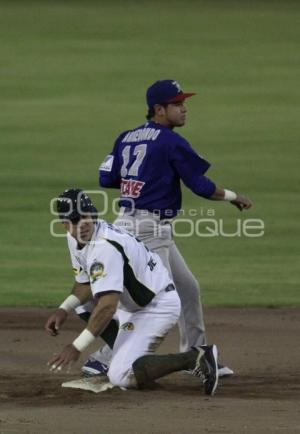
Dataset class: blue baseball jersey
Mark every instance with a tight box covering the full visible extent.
[99,121,216,218]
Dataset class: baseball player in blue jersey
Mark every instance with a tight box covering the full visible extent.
[91,79,252,378]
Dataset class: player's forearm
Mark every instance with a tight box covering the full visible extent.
[71,281,93,304]
[209,187,236,201]
[86,303,116,337]
[87,293,119,336]
[72,293,119,353]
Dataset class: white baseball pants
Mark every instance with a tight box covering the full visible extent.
[108,288,181,388]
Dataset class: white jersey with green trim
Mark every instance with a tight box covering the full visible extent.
[67,220,173,312]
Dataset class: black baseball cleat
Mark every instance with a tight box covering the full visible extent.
[192,345,219,395]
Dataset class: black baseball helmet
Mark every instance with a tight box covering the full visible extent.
[56,188,98,223]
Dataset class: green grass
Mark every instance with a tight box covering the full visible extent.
[0,0,299,306]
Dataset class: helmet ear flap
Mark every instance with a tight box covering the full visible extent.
[89,205,98,221]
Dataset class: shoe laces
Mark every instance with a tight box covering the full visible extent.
[192,365,206,382]
[191,347,207,382]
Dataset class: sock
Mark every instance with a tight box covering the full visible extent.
[132,349,199,389]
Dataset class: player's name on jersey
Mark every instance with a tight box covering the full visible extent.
[122,127,161,143]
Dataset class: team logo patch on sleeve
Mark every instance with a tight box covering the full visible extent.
[120,322,135,331]
[90,262,107,282]
[100,155,114,172]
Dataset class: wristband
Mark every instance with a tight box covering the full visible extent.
[59,295,81,313]
[223,189,237,201]
[72,328,96,352]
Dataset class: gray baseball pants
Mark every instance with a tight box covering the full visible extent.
[114,208,206,351]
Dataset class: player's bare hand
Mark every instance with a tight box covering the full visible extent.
[48,344,80,373]
[45,309,68,336]
[231,195,252,211]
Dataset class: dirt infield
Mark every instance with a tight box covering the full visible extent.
[0,307,299,434]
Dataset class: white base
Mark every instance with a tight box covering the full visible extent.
[62,376,114,393]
